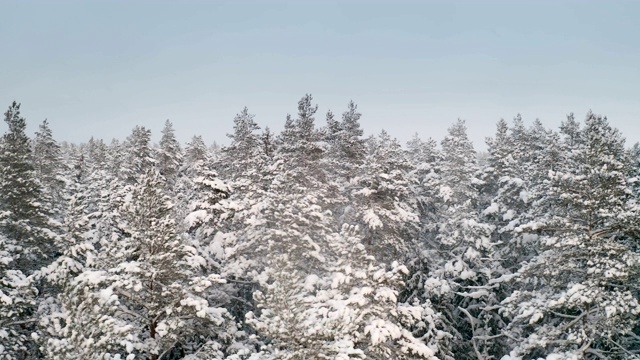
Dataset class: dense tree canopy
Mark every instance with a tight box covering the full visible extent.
[0,99,638,360]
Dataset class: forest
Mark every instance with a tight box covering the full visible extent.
[0,94,639,360]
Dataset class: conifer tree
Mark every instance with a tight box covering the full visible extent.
[405,134,443,248]
[0,102,58,272]
[156,120,183,185]
[322,102,368,226]
[249,223,439,360]
[35,185,95,359]
[245,95,337,356]
[107,139,127,180]
[332,101,366,181]
[0,233,38,359]
[261,126,276,160]
[277,94,324,182]
[3,94,640,359]
[479,119,512,205]
[323,110,342,172]
[33,119,66,218]
[481,120,531,271]
[424,120,499,359]
[245,178,339,358]
[221,107,263,180]
[0,102,61,359]
[350,131,419,261]
[184,135,209,170]
[502,112,640,359]
[124,126,156,183]
[60,170,233,359]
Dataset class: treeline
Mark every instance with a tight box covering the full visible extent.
[0,95,639,360]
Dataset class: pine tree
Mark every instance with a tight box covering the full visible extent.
[324,110,341,149]
[0,233,38,359]
[331,101,366,181]
[277,94,324,184]
[156,120,183,185]
[86,137,109,172]
[350,130,419,261]
[184,135,209,170]
[405,133,442,245]
[261,126,276,160]
[423,120,499,359]
[559,112,581,149]
[240,95,330,275]
[526,119,559,187]
[244,95,337,357]
[106,139,127,180]
[0,102,61,359]
[35,185,96,359]
[177,135,214,225]
[312,224,442,359]
[502,112,640,359]
[123,125,156,183]
[277,114,295,152]
[249,223,439,359]
[33,119,66,219]
[479,119,512,202]
[321,102,368,230]
[245,184,338,358]
[0,102,58,272]
[244,166,432,359]
[481,120,531,271]
[61,170,233,359]
[220,107,262,179]
[323,110,341,172]
[217,107,271,211]
[214,107,273,303]
[184,159,232,241]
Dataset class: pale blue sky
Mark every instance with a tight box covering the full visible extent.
[1,1,639,150]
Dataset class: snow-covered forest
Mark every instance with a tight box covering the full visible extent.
[1,95,639,360]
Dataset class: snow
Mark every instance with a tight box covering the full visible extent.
[483,202,500,215]
[184,209,208,228]
[304,274,320,290]
[98,287,115,304]
[2,99,638,360]
[73,270,108,286]
[503,209,515,221]
[458,290,489,299]
[439,185,453,202]
[529,311,544,324]
[363,209,383,229]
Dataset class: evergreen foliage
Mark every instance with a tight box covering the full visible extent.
[1,99,638,360]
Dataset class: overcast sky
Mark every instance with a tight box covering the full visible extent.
[1,1,639,150]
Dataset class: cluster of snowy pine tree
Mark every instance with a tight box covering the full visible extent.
[0,97,638,360]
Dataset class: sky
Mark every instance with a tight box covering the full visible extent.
[1,1,639,151]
